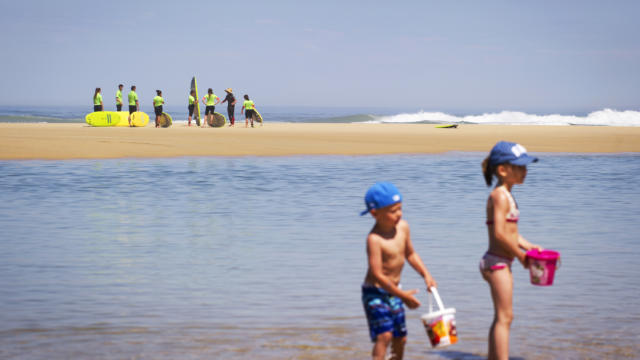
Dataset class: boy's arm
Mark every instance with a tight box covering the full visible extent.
[404,224,437,290]
[367,234,421,309]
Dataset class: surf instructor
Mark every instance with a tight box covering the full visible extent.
[128,85,139,126]
[201,88,220,128]
[153,90,164,128]
[93,88,103,112]
[115,84,124,111]
[241,94,256,128]
[221,88,236,126]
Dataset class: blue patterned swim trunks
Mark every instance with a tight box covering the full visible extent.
[362,285,407,342]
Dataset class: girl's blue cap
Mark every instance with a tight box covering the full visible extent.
[489,141,538,167]
[360,182,402,215]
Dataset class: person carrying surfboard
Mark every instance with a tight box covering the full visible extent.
[241,94,256,128]
[93,88,103,112]
[115,84,124,111]
[128,85,139,126]
[188,90,196,126]
[201,88,220,128]
[221,88,236,126]
[153,90,165,128]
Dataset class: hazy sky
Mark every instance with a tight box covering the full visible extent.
[1,0,638,112]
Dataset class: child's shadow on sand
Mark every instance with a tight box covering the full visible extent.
[431,350,525,360]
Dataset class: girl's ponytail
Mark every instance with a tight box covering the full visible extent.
[482,157,494,187]
[93,87,100,101]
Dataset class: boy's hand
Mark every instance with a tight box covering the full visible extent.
[425,276,437,290]
[401,289,421,309]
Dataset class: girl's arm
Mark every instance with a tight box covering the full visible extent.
[367,233,421,309]
[404,223,437,289]
[491,190,527,264]
[518,235,541,252]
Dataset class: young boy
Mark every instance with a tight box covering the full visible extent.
[361,182,437,360]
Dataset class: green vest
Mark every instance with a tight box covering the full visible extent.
[189,95,195,105]
[116,90,123,104]
[94,93,102,105]
[153,96,164,107]
[128,91,138,106]
[243,100,254,110]
[206,94,218,106]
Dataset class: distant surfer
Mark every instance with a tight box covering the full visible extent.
[153,90,165,128]
[201,88,220,128]
[115,84,124,111]
[128,85,139,126]
[93,88,103,112]
[188,90,196,126]
[241,94,256,128]
[221,88,236,127]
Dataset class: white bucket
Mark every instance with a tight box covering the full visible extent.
[420,287,458,348]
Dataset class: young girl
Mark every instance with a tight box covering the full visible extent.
[93,88,103,112]
[480,141,541,360]
[153,90,164,128]
[241,94,256,128]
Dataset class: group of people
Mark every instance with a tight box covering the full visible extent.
[361,141,542,360]
[92,85,259,128]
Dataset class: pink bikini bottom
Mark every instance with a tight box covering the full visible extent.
[479,252,513,272]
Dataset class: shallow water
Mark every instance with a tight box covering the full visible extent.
[1,154,639,359]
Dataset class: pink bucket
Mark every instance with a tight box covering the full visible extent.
[526,249,560,286]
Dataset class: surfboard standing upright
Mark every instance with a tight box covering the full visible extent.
[191,76,201,126]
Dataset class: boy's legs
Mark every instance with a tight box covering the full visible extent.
[482,268,513,360]
[372,331,392,360]
[389,335,407,360]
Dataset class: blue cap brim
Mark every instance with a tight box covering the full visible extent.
[360,209,370,216]
[510,154,538,166]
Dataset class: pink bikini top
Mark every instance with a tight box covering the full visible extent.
[486,187,520,225]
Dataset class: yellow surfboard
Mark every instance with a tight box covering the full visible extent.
[85,111,121,126]
[113,111,149,127]
[157,112,172,128]
[191,76,201,126]
[253,109,263,123]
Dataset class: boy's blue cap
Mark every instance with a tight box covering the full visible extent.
[489,141,538,167]
[360,182,402,216]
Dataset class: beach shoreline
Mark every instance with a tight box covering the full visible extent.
[1,122,639,160]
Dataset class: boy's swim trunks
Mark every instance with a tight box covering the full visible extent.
[362,285,407,342]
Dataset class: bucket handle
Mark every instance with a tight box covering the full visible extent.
[428,287,446,313]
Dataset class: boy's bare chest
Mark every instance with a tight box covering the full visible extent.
[379,236,406,261]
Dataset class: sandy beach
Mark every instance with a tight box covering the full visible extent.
[0,123,639,160]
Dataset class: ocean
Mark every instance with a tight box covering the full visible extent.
[1,105,640,126]
[1,154,639,359]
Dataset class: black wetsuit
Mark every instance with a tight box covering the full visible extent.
[224,93,236,124]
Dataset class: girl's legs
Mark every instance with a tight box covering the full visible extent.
[482,268,513,360]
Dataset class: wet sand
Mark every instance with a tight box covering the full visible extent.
[0,123,639,160]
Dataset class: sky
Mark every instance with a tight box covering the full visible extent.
[0,0,639,113]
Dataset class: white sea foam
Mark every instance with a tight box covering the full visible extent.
[367,108,640,126]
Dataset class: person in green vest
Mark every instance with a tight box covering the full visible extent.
[241,94,257,128]
[201,88,220,128]
[127,85,139,126]
[115,84,124,111]
[188,90,196,126]
[93,88,103,112]
[153,90,165,128]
